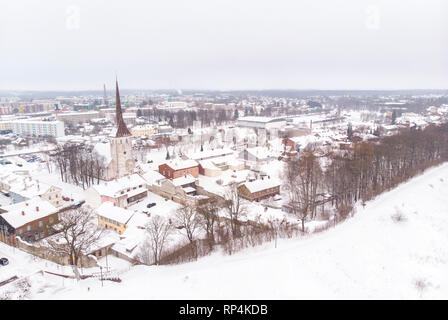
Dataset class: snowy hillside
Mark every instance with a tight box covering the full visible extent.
[4,163,448,299]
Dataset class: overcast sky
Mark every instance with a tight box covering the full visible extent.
[0,0,447,91]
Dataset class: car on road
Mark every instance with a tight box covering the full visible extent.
[146,203,156,208]
[0,257,9,266]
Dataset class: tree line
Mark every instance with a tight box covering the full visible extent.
[51,143,106,189]
[285,123,448,232]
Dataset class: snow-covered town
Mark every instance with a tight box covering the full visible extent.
[1,81,448,300]
[1,0,447,306]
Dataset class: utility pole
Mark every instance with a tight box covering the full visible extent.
[100,266,104,287]
[106,247,109,270]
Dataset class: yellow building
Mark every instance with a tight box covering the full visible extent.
[0,121,11,131]
[131,124,155,137]
[96,202,134,235]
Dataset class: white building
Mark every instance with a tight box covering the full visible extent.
[237,116,286,130]
[10,119,65,138]
[56,111,100,125]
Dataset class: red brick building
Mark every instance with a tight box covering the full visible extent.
[159,160,199,179]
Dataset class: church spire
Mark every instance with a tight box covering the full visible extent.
[114,76,131,137]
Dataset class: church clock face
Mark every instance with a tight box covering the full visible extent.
[125,159,134,171]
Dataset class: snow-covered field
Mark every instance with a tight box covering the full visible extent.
[2,162,448,299]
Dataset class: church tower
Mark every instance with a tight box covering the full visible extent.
[108,78,135,179]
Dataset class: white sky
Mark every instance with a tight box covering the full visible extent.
[0,0,447,91]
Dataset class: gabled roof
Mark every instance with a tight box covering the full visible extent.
[96,202,134,225]
[161,159,199,171]
[0,197,58,229]
[172,174,196,187]
[241,178,281,194]
[91,174,147,198]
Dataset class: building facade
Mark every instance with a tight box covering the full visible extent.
[159,160,199,179]
[10,119,65,138]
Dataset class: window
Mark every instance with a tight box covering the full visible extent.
[49,217,54,223]
[38,221,43,228]
[27,225,31,231]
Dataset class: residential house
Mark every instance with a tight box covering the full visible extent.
[85,174,148,209]
[96,202,135,235]
[159,159,199,179]
[238,178,281,202]
[0,197,59,245]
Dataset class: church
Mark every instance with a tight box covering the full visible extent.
[94,78,135,181]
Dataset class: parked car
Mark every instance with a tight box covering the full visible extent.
[16,163,23,167]
[0,257,9,266]
[146,203,156,208]
[62,196,70,201]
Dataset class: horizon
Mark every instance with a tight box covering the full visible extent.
[1,0,447,91]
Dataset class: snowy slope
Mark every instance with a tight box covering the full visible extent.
[6,163,448,299]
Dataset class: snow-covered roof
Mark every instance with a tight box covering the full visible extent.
[141,170,166,186]
[186,148,234,161]
[96,202,134,225]
[172,175,196,187]
[182,186,196,194]
[198,159,221,171]
[242,178,281,194]
[244,146,277,160]
[92,174,147,198]
[0,197,58,229]
[237,116,285,123]
[162,159,198,171]
[9,179,53,199]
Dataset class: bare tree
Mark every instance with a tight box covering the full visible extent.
[284,149,322,233]
[143,215,173,265]
[267,216,286,249]
[174,205,201,245]
[223,182,247,238]
[196,197,220,248]
[45,207,103,279]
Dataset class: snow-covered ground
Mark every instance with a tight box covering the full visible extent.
[2,162,447,299]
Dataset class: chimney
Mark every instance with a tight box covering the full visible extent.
[22,211,25,215]
[36,206,39,212]
[26,203,29,206]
